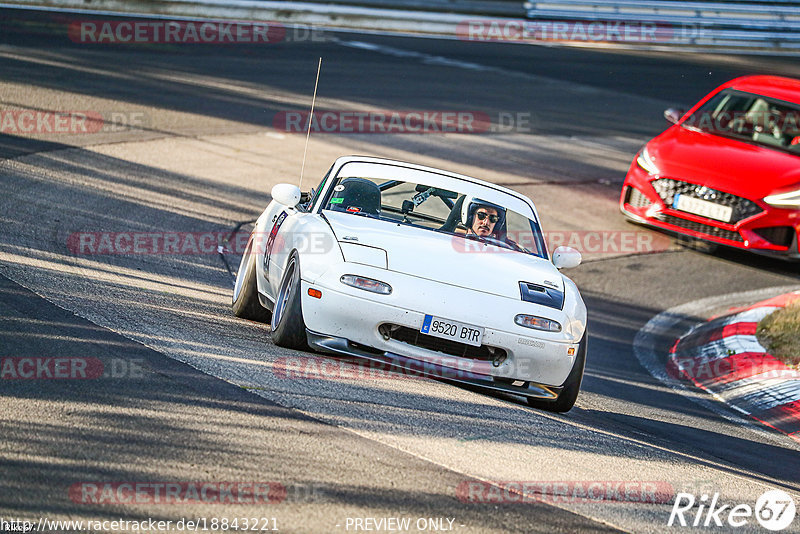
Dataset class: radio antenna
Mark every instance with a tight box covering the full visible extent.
[299,57,322,190]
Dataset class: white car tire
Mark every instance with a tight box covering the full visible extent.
[232,234,271,322]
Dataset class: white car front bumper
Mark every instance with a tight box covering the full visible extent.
[300,265,583,390]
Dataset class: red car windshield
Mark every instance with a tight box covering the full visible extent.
[682,89,800,155]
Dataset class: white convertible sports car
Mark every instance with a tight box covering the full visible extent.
[232,156,588,412]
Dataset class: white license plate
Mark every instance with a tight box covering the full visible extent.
[673,194,733,223]
[421,315,484,347]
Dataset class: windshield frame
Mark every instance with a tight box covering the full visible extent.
[317,161,549,260]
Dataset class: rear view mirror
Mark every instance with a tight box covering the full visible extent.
[414,184,458,199]
[272,184,302,207]
[552,246,581,269]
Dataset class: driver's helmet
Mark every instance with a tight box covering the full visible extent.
[461,197,506,231]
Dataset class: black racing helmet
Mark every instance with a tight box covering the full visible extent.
[328,177,381,216]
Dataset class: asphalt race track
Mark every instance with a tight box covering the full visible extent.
[1,7,800,534]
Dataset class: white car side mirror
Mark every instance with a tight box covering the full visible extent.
[271,183,302,207]
[552,246,581,269]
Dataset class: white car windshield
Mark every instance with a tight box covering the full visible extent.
[319,167,547,259]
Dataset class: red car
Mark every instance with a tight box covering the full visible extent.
[620,75,800,259]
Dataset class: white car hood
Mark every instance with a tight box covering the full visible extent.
[324,211,563,300]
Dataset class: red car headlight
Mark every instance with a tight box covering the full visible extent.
[636,146,660,175]
[764,190,800,208]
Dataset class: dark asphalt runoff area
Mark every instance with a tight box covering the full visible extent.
[1,6,799,534]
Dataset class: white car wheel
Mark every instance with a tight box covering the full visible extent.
[231,234,271,322]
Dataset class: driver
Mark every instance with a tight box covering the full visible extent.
[460,197,506,238]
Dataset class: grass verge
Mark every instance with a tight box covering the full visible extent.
[756,299,800,368]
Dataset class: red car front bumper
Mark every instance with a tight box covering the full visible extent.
[620,158,800,260]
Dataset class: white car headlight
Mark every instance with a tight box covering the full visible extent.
[764,190,800,208]
[340,274,392,295]
[636,146,660,175]
[514,314,562,332]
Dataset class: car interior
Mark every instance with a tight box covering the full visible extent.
[699,90,800,152]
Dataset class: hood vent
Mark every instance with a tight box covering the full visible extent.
[520,282,564,310]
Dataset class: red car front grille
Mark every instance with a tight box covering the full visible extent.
[654,214,744,242]
[624,186,652,208]
[651,178,763,224]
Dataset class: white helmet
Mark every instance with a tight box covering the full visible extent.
[461,197,506,229]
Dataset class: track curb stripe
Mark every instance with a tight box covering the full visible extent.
[670,322,757,351]
[669,291,800,441]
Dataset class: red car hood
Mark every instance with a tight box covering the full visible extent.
[650,126,800,199]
